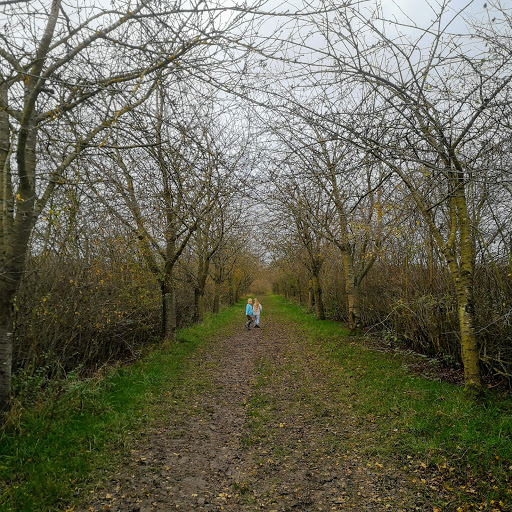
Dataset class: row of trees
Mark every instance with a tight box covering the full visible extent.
[9,91,260,396]
[0,0,273,414]
[254,0,512,396]
[1,0,511,415]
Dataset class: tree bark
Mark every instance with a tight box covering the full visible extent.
[0,117,38,412]
[308,277,315,312]
[161,274,177,344]
[212,263,223,314]
[0,314,13,415]
[192,264,209,323]
[451,181,481,397]
[311,271,325,320]
[341,249,362,333]
[444,244,481,397]
[455,277,481,397]
[212,286,221,314]
[427,233,435,292]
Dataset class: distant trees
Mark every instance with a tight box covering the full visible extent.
[263,134,328,320]
[85,88,250,343]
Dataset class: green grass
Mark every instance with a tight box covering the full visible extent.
[266,295,512,508]
[0,304,242,512]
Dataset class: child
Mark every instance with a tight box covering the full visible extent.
[245,298,254,330]
[252,298,262,328]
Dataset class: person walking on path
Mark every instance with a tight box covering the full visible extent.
[245,298,254,330]
[252,298,262,328]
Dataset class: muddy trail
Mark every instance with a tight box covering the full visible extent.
[78,310,435,512]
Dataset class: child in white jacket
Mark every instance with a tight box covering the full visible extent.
[252,298,262,328]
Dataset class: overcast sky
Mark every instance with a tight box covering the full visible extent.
[378,0,489,32]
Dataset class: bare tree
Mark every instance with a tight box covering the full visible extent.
[210,228,247,313]
[268,160,329,320]
[180,113,251,323]
[0,0,263,412]
[264,103,396,331]
[299,0,512,395]
[85,93,230,341]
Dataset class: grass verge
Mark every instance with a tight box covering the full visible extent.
[0,304,241,512]
[265,295,512,510]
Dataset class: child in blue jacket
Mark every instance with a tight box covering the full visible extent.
[245,298,254,330]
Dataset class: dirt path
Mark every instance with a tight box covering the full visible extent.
[78,311,432,512]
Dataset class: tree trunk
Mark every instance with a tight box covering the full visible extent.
[161,263,177,343]
[192,287,199,324]
[213,287,220,314]
[445,246,481,397]
[427,233,435,292]
[212,261,223,314]
[308,277,314,312]
[0,244,34,414]
[162,284,176,343]
[0,118,38,413]
[347,283,362,334]
[0,82,12,415]
[192,287,203,324]
[439,171,481,397]
[229,282,235,305]
[311,272,325,320]
[0,316,13,416]
[454,188,482,397]
[341,249,362,333]
[193,268,209,323]
[0,213,35,413]
[455,278,481,398]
